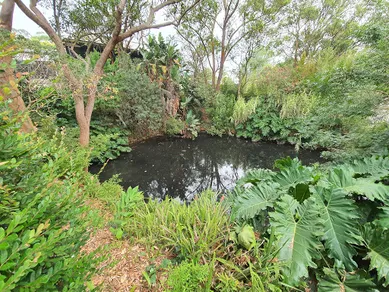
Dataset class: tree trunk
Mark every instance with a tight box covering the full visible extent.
[0,0,36,133]
[215,51,226,92]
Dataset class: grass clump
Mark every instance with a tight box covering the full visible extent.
[127,190,230,261]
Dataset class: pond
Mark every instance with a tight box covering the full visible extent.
[91,134,323,201]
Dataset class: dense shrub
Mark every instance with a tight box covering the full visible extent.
[238,46,389,159]
[112,55,164,136]
[0,101,99,291]
[165,117,185,136]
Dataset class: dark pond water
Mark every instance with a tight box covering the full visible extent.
[91,134,323,201]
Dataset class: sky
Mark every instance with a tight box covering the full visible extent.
[13,3,45,35]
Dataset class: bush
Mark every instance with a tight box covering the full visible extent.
[0,101,99,291]
[110,54,164,136]
[166,117,184,136]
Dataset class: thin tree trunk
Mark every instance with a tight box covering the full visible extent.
[0,0,36,133]
[216,51,226,91]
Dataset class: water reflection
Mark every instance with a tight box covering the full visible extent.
[91,134,322,200]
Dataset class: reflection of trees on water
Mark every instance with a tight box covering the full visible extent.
[96,135,322,201]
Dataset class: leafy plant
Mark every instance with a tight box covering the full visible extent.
[166,117,184,136]
[184,110,200,139]
[127,190,230,261]
[110,187,143,240]
[0,101,100,291]
[167,261,211,292]
[230,155,389,289]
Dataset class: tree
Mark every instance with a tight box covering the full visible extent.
[275,0,365,64]
[0,0,35,133]
[177,0,287,91]
[15,0,199,147]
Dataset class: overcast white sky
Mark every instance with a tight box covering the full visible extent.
[14,4,44,35]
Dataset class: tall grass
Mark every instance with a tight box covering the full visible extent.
[126,190,231,262]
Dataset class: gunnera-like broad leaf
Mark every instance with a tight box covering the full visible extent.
[317,268,377,292]
[235,168,275,187]
[349,156,389,180]
[232,183,279,221]
[312,187,360,270]
[289,183,311,203]
[325,167,389,202]
[274,164,313,189]
[363,224,389,287]
[269,195,323,285]
[376,206,389,230]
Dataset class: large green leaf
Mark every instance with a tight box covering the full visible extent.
[274,166,313,189]
[363,225,389,286]
[269,195,323,285]
[235,168,275,187]
[349,156,389,180]
[312,187,360,270]
[376,206,389,229]
[289,183,311,203]
[318,268,377,292]
[232,183,279,221]
[273,158,314,189]
[325,167,389,202]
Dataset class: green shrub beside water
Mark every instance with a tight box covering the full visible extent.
[0,102,99,291]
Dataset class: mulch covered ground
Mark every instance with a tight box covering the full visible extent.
[82,199,172,291]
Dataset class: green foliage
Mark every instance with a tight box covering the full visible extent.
[317,268,377,292]
[127,190,230,261]
[184,110,200,139]
[270,196,323,285]
[232,97,258,125]
[0,101,99,291]
[313,187,360,270]
[206,92,235,133]
[110,187,143,240]
[215,228,287,291]
[363,225,389,287]
[111,54,164,136]
[60,126,131,163]
[230,155,389,288]
[236,225,256,250]
[86,175,123,209]
[240,40,389,159]
[166,117,184,136]
[167,261,211,292]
